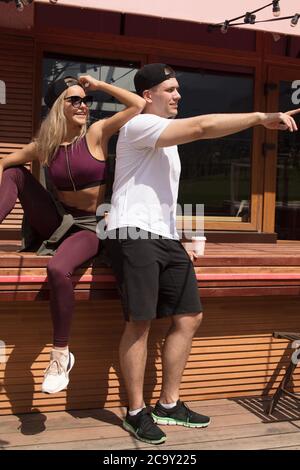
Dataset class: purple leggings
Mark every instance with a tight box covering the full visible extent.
[0,166,100,347]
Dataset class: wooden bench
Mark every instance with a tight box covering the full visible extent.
[1,240,300,300]
[1,240,300,415]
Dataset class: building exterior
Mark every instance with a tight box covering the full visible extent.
[1,0,300,241]
[0,1,300,415]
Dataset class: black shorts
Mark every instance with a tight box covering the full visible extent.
[105,228,202,321]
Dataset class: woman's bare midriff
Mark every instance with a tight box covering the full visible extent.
[57,184,106,213]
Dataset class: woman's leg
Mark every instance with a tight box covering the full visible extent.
[43,229,100,393]
[47,229,100,348]
[0,166,61,238]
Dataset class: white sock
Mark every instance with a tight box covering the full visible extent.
[159,401,177,409]
[129,406,145,416]
[53,346,69,356]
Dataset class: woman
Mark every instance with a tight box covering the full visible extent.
[0,75,145,393]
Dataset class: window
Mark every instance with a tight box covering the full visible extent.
[175,68,254,223]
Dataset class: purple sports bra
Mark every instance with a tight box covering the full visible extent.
[48,136,107,191]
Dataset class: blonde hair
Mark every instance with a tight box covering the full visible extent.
[35,90,87,166]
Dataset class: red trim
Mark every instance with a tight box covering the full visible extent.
[196,273,300,281]
[0,274,115,284]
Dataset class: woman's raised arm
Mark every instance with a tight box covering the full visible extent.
[78,74,145,141]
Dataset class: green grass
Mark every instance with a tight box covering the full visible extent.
[178,176,250,206]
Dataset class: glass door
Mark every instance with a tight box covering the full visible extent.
[265,67,300,239]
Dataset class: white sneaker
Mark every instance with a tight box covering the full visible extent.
[42,350,75,394]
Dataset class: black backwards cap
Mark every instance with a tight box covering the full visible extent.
[44,76,84,109]
[134,63,176,96]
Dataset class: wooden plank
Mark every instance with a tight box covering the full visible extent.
[0,402,260,434]
[166,431,300,451]
[2,241,300,268]
[3,421,300,451]
[0,287,297,301]
[0,35,33,239]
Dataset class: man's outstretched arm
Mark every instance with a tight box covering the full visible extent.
[156,109,300,148]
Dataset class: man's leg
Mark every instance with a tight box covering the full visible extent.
[160,312,203,404]
[151,241,210,427]
[105,233,166,443]
[152,312,210,427]
[119,319,151,411]
[120,319,166,444]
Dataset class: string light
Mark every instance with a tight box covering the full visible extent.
[0,0,58,9]
[210,1,300,33]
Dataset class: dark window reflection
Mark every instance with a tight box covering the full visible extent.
[176,69,254,220]
[42,57,254,220]
[275,80,300,239]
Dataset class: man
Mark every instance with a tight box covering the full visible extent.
[105,63,299,445]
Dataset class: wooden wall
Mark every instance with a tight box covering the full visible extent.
[1,296,299,415]
[0,33,34,239]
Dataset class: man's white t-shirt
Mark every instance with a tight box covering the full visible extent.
[107,113,181,240]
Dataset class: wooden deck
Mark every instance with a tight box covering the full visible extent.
[1,397,300,450]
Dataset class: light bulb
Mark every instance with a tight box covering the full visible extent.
[291,14,300,27]
[244,12,256,24]
[272,1,280,17]
[15,0,24,11]
[221,21,229,34]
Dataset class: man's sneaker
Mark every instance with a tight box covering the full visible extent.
[152,400,211,428]
[42,350,75,394]
[123,407,166,445]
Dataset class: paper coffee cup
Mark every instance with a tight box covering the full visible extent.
[192,236,206,256]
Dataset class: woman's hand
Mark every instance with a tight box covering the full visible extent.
[78,75,103,92]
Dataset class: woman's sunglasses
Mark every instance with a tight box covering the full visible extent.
[64,95,93,108]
